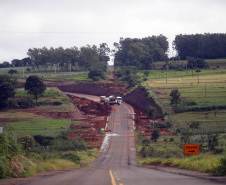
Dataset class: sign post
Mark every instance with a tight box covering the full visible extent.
[184,144,199,155]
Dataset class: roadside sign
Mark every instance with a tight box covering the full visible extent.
[184,144,199,155]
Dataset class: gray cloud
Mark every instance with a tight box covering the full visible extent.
[0,0,226,62]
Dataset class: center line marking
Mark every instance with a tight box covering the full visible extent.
[109,170,117,185]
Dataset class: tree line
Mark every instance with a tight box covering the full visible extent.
[1,33,226,70]
[0,43,110,72]
[173,33,226,60]
[113,35,168,70]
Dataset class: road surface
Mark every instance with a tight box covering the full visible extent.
[23,94,222,185]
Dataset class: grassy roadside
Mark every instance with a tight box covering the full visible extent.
[0,86,100,179]
[135,66,226,175]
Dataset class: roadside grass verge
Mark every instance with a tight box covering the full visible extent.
[135,130,226,174]
[29,148,98,174]
[30,159,78,174]
[139,153,222,173]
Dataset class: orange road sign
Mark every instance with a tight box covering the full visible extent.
[184,144,199,155]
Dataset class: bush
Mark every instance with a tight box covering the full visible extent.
[36,100,50,106]
[33,135,54,147]
[50,138,87,151]
[52,101,63,105]
[8,99,19,109]
[17,135,35,154]
[0,131,22,159]
[0,156,11,179]
[166,121,172,128]
[169,138,174,142]
[142,139,151,146]
[212,157,226,176]
[17,97,34,109]
[172,104,188,113]
[155,123,167,128]
[61,153,81,164]
[88,69,106,81]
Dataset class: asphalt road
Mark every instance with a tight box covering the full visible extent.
[23,95,222,185]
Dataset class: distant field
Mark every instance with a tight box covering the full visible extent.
[147,73,226,107]
[154,58,226,69]
[145,70,226,136]
[0,66,90,81]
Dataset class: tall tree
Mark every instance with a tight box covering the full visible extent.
[24,76,46,102]
[170,89,181,107]
[0,82,15,109]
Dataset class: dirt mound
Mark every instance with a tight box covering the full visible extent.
[67,95,111,117]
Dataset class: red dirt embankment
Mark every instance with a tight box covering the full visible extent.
[67,95,112,148]
[124,87,162,116]
[59,82,175,137]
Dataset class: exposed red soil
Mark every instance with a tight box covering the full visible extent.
[66,95,111,148]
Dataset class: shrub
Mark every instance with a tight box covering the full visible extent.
[169,138,174,142]
[212,157,226,176]
[36,100,49,106]
[17,135,36,154]
[155,123,167,128]
[88,69,106,81]
[166,121,172,128]
[0,156,11,179]
[17,97,34,109]
[0,131,21,159]
[151,128,160,142]
[8,99,19,109]
[142,139,151,146]
[61,153,81,164]
[52,101,63,105]
[172,104,187,113]
[33,135,54,147]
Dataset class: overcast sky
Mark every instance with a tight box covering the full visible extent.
[0,0,226,63]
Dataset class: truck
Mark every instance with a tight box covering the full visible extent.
[100,95,123,105]
[100,96,106,103]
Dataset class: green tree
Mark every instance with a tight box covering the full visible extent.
[25,75,46,102]
[207,133,219,152]
[8,69,18,76]
[189,121,200,134]
[170,89,181,107]
[148,106,159,126]
[151,128,160,142]
[0,75,17,87]
[0,82,15,109]
[88,69,106,81]
[143,70,150,77]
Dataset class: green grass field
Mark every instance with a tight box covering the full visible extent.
[0,66,90,81]
[7,119,69,136]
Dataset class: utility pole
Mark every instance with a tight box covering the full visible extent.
[23,66,24,78]
[70,63,71,75]
[205,83,207,98]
